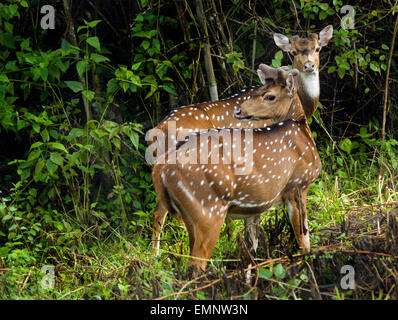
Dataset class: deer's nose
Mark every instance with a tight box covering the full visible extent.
[304,62,315,72]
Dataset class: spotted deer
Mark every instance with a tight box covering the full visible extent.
[273,25,333,119]
[152,65,322,275]
[147,86,269,253]
[148,26,332,253]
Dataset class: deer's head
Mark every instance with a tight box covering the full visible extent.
[273,25,333,73]
[234,65,300,121]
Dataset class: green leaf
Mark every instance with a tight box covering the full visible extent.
[68,128,85,139]
[82,90,95,101]
[41,128,50,142]
[21,38,30,51]
[65,81,83,93]
[34,159,45,181]
[328,66,336,74]
[50,152,64,166]
[259,268,273,279]
[19,168,31,180]
[152,38,160,52]
[86,36,101,51]
[162,84,177,96]
[369,61,379,72]
[32,123,40,133]
[30,141,44,149]
[3,32,16,49]
[274,263,286,280]
[319,10,328,20]
[275,50,283,60]
[48,142,68,153]
[27,149,42,161]
[264,17,277,28]
[129,131,139,150]
[40,68,49,81]
[90,53,110,63]
[141,40,150,50]
[85,20,102,28]
[339,138,352,154]
[131,62,142,70]
[61,38,72,52]
[133,30,155,39]
[337,68,345,79]
[0,74,9,83]
[300,273,309,282]
[17,120,28,131]
[271,59,281,68]
[76,60,89,77]
[318,3,329,11]
[77,25,88,33]
[1,214,12,222]
[133,200,142,209]
[46,159,58,175]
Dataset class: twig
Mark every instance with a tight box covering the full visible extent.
[340,201,398,212]
[250,19,257,85]
[86,0,121,37]
[381,5,398,142]
[304,260,322,300]
[18,267,33,296]
[338,249,397,259]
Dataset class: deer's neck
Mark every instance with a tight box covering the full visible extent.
[296,71,319,119]
[275,94,306,123]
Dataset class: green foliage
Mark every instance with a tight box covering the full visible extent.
[271,50,284,68]
[0,0,397,300]
[226,51,245,71]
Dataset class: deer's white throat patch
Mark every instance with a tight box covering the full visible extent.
[300,71,319,99]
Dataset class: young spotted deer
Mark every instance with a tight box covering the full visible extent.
[274,25,333,119]
[152,65,321,275]
[148,25,332,253]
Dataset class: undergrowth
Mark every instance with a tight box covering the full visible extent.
[1,130,397,299]
[1,0,398,300]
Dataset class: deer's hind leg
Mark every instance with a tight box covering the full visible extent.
[184,205,228,278]
[284,187,310,254]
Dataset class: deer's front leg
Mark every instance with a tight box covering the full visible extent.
[244,215,261,255]
[152,202,168,255]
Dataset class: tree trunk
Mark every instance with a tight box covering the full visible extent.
[195,0,218,101]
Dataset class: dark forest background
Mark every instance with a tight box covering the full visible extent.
[0,0,397,299]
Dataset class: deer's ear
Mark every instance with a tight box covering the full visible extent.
[273,33,291,52]
[289,68,300,77]
[319,25,333,47]
[286,73,296,97]
[257,68,267,84]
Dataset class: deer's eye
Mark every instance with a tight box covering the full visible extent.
[266,95,276,101]
[291,50,298,56]
[315,47,321,52]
